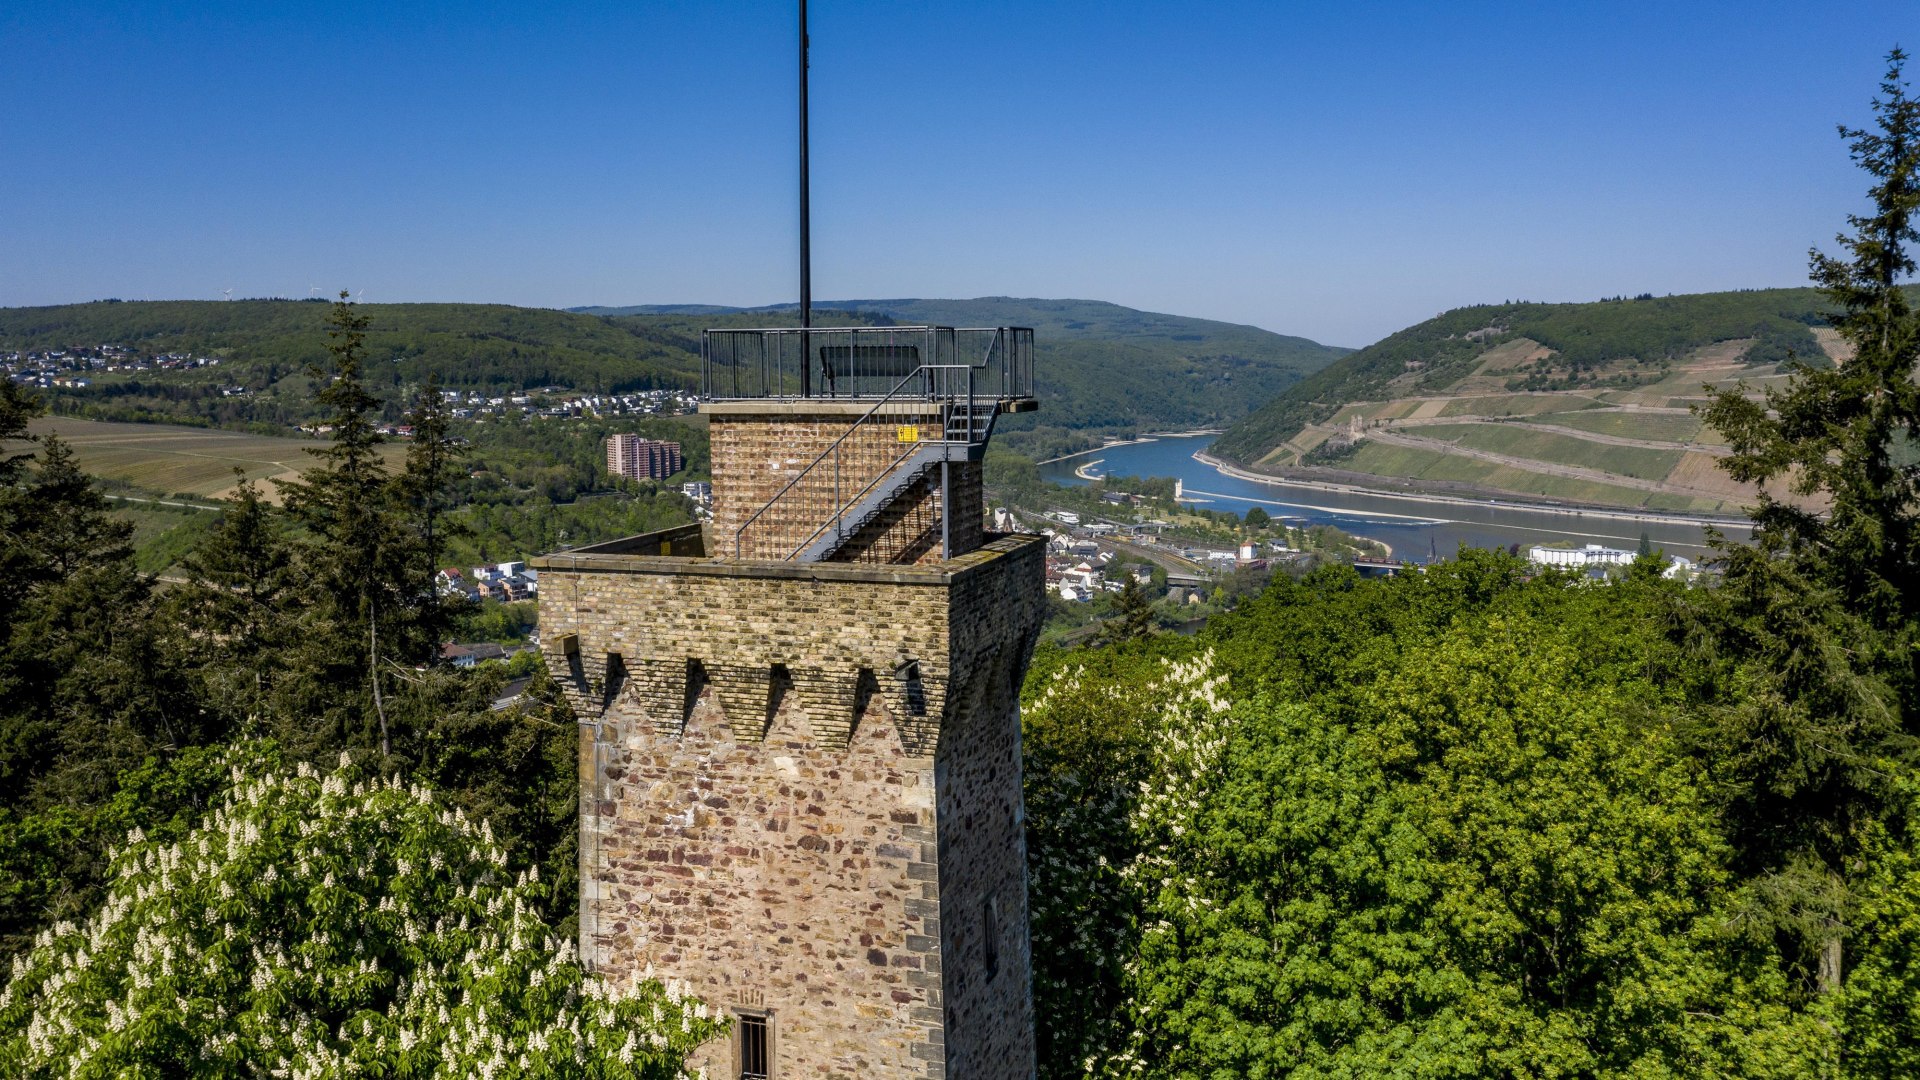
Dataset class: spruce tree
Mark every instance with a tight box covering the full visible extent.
[1695,48,1920,992]
[389,375,467,662]
[171,476,295,725]
[280,294,409,757]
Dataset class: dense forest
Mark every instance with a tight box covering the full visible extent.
[1,50,1917,1080]
[6,296,1345,458]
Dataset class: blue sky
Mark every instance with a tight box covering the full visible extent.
[0,1,1912,346]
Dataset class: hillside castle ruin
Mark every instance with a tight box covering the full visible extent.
[533,326,1045,1077]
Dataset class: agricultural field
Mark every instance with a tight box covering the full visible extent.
[1412,423,1684,481]
[1338,439,1731,512]
[22,416,409,502]
[1529,408,1709,444]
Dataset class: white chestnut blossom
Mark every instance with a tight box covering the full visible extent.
[0,743,722,1077]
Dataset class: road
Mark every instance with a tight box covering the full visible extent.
[104,492,223,511]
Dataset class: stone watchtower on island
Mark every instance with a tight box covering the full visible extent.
[532,325,1045,1078]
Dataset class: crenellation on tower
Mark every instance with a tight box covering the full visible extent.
[536,323,1043,1077]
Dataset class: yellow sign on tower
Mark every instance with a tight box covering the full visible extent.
[895,425,920,443]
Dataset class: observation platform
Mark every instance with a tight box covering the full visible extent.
[695,326,1039,564]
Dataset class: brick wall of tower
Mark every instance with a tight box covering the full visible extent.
[707,406,981,564]
[531,535,1045,1079]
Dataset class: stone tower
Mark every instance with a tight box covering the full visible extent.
[534,326,1044,1078]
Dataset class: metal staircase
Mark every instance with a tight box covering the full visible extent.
[788,408,996,563]
[709,326,1033,564]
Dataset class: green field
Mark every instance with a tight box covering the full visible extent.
[1529,409,1706,444]
[1414,423,1682,481]
[1339,440,1689,509]
[21,416,410,501]
[1437,394,1602,418]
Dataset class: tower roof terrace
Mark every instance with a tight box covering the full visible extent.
[701,325,1036,409]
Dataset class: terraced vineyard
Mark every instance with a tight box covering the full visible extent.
[1211,288,1871,515]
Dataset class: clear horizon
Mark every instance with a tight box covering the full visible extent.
[1,1,1912,348]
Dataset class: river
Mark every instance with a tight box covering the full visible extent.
[1036,434,1750,562]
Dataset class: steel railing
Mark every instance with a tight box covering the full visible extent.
[703,325,1033,403]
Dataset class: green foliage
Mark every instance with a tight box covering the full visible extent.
[1831,778,1920,1076]
[0,746,720,1077]
[454,600,539,643]
[166,477,297,724]
[447,491,695,568]
[1096,578,1154,645]
[1687,49,1920,988]
[1,298,587,972]
[1023,557,1829,1077]
[1021,640,1202,1075]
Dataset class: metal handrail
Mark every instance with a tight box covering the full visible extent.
[731,363,982,559]
[703,326,1033,403]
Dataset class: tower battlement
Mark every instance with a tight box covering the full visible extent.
[536,323,1045,1077]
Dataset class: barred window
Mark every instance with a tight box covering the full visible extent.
[738,1012,770,1080]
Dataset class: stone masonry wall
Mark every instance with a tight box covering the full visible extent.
[935,540,1044,1075]
[533,536,1045,1079]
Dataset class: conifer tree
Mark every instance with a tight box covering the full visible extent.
[1695,48,1920,992]
[171,476,296,724]
[1099,576,1155,645]
[281,294,410,757]
[389,375,467,661]
[0,382,42,630]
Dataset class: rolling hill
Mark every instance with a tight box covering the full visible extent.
[1208,288,1865,516]
[5,298,1346,454]
[581,297,1351,456]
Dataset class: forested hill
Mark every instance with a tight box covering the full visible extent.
[582,297,1352,457]
[4,297,1347,454]
[0,300,712,398]
[1203,287,1890,515]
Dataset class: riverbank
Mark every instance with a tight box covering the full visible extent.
[1035,429,1225,466]
[1193,451,1755,533]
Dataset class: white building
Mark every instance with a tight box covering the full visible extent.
[1527,543,1635,569]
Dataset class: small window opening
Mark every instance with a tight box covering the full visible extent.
[682,658,709,724]
[766,663,794,734]
[984,895,1001,980]
[897,659,928,717]
[738,1011,770,1079]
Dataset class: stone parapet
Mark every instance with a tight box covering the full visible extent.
[536,532,1045,1078]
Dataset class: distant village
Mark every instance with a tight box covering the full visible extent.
[5,341,698,421]
[3,344,226,390]
[443,386,698,422]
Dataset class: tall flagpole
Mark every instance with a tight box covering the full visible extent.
[799,0,812,396]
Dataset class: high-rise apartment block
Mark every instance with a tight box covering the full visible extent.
[535,326,1043,1077]
[606,434,683,480]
